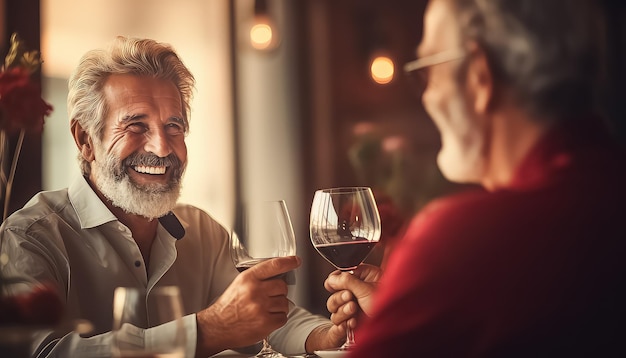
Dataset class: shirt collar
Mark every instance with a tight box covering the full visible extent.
[68,175,187,239]
[68,175,118,229]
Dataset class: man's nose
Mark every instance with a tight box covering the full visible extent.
[144,128,173,158]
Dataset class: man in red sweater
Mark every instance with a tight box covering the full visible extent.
[324,0,626,356]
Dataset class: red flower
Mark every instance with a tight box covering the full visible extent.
[0,283,64,326]
[0,67,52,134]
[0,32,54,221]
[0,67,30,93]
[373,190,407,244]
[371,190,409,269]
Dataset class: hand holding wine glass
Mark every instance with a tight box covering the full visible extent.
[230,200,297,358]
[324,263,383,328]
[310,187,381,352]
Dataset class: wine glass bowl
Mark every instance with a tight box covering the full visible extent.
[310,187,381,272]
[230,200,296,271]
[111,286,186,358]
[229,200,297,358]
[309,187,381,352]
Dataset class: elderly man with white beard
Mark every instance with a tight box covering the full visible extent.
[323,0,626,357]
[0,36,346,357]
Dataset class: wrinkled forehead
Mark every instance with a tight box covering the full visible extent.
[417,0,464,57]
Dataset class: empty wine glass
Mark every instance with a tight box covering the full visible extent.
[111,286,186,358]
[230,200,297,358]
[309,187,381,352]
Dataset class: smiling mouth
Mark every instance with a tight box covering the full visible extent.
[133,165,167,175]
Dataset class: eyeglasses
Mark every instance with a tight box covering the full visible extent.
[403,47,468,92]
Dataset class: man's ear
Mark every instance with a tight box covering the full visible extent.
[70,119,95,162]
[466,42,493,115]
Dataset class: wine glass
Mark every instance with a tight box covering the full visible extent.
[111,286,186,358]
[309,187,381,352]
[230,200,297,358]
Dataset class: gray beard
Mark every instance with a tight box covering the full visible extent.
[92,153,185,220]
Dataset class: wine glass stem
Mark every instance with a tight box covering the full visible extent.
[343,326,356,349]
[258,337,281,357]
[341,269,356,350]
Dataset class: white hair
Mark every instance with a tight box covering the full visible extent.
[449,0,605,120]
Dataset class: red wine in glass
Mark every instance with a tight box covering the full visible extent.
[235,258,270,272]
[313,238,377,272]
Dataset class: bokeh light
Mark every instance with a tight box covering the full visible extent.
[250,23,273,50]
[370,56,395,84]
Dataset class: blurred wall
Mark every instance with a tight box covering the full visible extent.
[233,0,309,306]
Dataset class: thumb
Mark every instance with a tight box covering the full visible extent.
[326,271,372,300]
[248,256,301,280]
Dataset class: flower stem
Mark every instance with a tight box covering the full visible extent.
[0,131,7,185]
[3,129,25,221]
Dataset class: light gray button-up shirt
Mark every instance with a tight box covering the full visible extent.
[0,176,329,357]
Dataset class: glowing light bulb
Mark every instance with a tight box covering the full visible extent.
[370,56,395,84]
[250,22,273,50]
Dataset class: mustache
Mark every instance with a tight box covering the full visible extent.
[124,152,182,168]
[115,152,186,183]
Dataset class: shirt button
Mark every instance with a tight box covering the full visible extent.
[134,261,141,267]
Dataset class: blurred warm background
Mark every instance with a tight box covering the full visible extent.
[1,0,624,316]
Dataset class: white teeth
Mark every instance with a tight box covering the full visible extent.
[134,165,166,174]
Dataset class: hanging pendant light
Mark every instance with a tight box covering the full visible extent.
[249,0,280,51]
